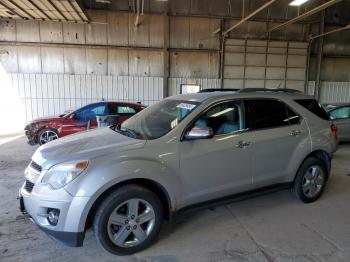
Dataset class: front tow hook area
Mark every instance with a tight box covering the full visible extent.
[17,193,31,219]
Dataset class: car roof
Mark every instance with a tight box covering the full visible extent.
[167,90,313,103]
[87,101,145,106]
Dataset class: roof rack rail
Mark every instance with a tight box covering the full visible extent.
[238,88,302,93]
[198,88,239,93]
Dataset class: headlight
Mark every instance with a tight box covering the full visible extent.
[41,160,89,189]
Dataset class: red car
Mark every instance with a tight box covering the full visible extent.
[25,101,146,145]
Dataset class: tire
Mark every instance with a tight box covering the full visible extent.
[38,128,59,145]
[292,157,327,203]
[93,185,163,255]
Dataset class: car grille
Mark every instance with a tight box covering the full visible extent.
[24,179,34,193]
[30,161,42,173]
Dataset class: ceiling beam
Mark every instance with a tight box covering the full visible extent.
[6,0,36,19]
[47,0,69,21]
[0,1,26,19]
[268,0,342,33]
[26,0,51,20]
[311,24,350,40]
[222,0,277,36]
[67,0,86,22]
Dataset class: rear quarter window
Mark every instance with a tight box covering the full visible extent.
[294,99,329,120]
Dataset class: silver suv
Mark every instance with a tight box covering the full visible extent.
[19,89,338,255]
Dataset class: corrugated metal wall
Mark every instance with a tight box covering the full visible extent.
[8,73,163,121]
[1,8,350,127]
[308,81,350,103]
[224,39,308,90]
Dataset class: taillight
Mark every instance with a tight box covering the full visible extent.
[331,123,337,138]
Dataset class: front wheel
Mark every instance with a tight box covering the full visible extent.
[38,128,59,145]
[93,185,163,255]
[292,157,327,203]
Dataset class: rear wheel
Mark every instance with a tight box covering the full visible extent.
[293,157,327,203]
[93,185,163,255]
[38,128,59,145]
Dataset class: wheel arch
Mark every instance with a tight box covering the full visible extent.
[37,126,60,142]
[84,178,173,230]
[296,149,331,180]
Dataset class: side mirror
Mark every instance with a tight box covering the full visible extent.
[185,126,214,140]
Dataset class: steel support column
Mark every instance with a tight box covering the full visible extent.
[315,10,325,100]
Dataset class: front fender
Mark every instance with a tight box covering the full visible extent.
[65,157,180,232]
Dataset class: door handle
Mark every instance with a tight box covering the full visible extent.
[289,130,301,136]
[236,140,251,148]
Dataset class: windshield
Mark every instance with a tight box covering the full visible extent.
[118,99,200,140]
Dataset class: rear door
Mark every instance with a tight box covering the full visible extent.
[245,99,309,187]
[329,106,350,141]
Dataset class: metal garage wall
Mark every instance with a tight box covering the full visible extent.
[308,81,350,103]
[224,39,308,91]
[8,73,163,121]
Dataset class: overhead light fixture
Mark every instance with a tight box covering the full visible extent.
[289,0,310,6]
[96,0,111,3]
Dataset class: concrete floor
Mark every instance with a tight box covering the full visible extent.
[1,136,350,262]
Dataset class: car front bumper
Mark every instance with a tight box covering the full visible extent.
[24,125,38,145]
[19,181,89,247]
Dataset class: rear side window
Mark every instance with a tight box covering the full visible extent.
[118,106,136,114]
[108,104,137,115]
[245,99,290,130]
[294,99,329,120]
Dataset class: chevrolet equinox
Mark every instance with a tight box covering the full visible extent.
[19,89,338,255]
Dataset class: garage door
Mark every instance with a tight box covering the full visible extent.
[224,39,308,91]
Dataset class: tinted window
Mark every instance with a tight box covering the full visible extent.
[245,99,289,130]
[192,101,244,136]
[295,99,329,120]
[329,106,350,119]
[75,103,107,121]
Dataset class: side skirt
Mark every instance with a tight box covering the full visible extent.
[175,183,293,215]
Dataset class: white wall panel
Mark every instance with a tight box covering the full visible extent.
[224,39,308,89]
[8,73,164,121]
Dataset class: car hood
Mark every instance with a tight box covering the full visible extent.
[28,116,62,124]
[32,127,146,169]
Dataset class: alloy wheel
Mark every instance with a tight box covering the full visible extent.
[107,198,156,248]
[302,165,325,198]
[39,130,58,144]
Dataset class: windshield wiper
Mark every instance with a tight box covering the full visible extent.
[120,127,140,139]
[110,124,140,139]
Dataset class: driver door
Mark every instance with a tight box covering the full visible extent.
[180,100,254,206]
[61,102,108,136]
